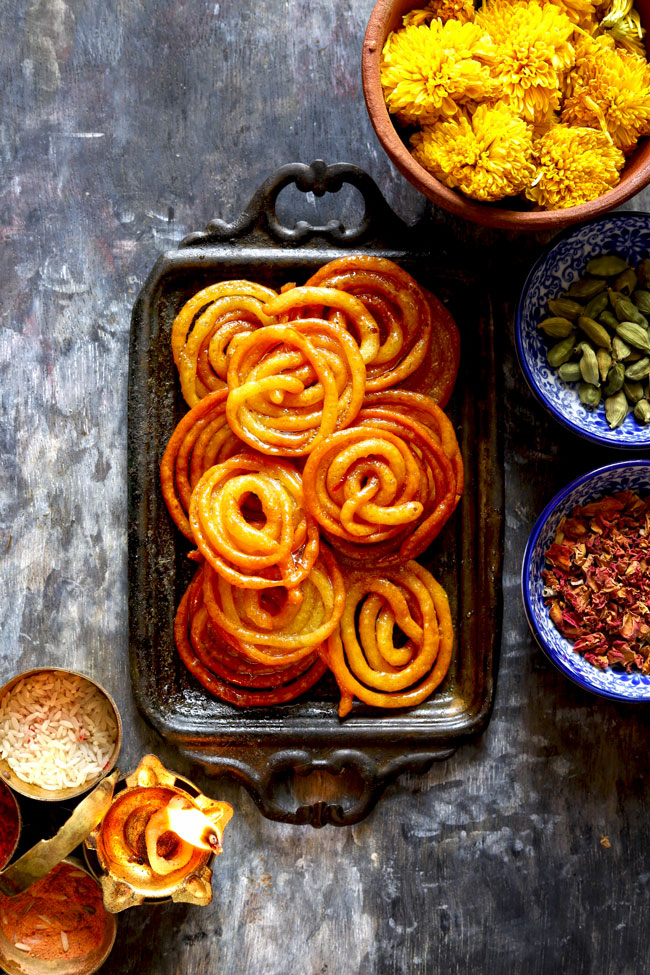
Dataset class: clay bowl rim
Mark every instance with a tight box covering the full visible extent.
[361,0,650,231]
[0,668,122,803]
[0,855,117,975]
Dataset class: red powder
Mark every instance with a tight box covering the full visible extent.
[0,781,19,869]
[0,863,107,961]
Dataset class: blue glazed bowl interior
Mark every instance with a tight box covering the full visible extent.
[517,213,650,448]
[523,460,650,701]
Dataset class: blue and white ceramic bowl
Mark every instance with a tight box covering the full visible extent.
[516,212,650,448]
[522,460,650,701]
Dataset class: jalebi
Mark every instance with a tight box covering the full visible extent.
[189,454,319,591]
[323,561,453,716]
[171,280,279,406]
[175,567,328,706]
[302,413,457,564]
[160,389,243,539]
[225,320,366,456]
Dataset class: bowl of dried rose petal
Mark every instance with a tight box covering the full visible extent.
[522,459,650,700]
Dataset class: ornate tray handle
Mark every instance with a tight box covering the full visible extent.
[179,160,409,247]
[190,746,454,828]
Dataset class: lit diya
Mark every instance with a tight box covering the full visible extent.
[84,755,232,913]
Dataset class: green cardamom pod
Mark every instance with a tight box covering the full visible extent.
[612,335,632,360]
[586,255,629,277]
[624,357,650,381]
[616,322,650,353]
[547,335,576,368]
[597,349,612,382]
[538,316,574,339]
[632,290,650,315]
[564,278,606,299]
[584,293,609,319]
[578,316,612,349]
[603,362,626,396]
[547,298,584,320]
[579,382,602,408]
[626,350,643,362]
[615,268,637,295]
[623,380,645,403]
[605,391,628,429]
[557,362,582,383]
[634,399,650,423]
[600,310,620,331]
[638,259,650,289]
[579,344,600,386]
[615,298,648,327]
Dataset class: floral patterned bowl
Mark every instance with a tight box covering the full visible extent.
[522,459,650,701]
[516,212,650,448]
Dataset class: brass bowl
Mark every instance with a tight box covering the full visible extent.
[362,0,650,231]
[0,669,122,802]
[0,857,117,975]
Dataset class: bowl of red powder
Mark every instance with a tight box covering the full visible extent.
[0,781,20,871]
[523,459,650,700]
[0,859,116,975]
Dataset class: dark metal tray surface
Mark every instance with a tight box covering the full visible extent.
[128,161,503,827]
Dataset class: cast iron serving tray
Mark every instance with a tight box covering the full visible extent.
[128,161,503,827]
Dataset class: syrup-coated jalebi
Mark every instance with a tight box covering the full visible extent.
[302,411,457,564]
[304,256,432,392]
[160,389,243,540]
[225,320,366,456]
[323,561,453,716]
[172,280,278,407]
[202,546,345,665]
[361,389,463,503]
[175,566,328,707]
[189,454,319,592]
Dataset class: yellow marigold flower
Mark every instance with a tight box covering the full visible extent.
[597,0,647,58]
[561,43,650,151]
[410,102,536,202]
[526,125,625,209]
[546,0,600,29]
[403,0,476,27]
[380,20,500,126]
[476,0,575,125]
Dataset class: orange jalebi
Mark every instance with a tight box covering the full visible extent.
[225,320,366,456]
[304,256,433,392]
[360,389,463,503]
[202,546,345,665]
[189,454,319,592]
[301,413,457,564]
[323,561,453,716]
[175,567,328,707]
[160,389,243,540]
[171,280,278,406]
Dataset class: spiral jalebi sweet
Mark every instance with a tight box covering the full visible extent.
[189,454,319,592]
[225,320,366,456]
[323,561,453,716]
[202,546,345,665]
[160,389,244,540]
[360,389,464,503]
[304,256,433,392]
[301,413,457,564]
[171,280,279,407]
[175,567,328,707]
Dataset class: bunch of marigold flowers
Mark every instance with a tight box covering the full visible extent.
[380,0,650,208]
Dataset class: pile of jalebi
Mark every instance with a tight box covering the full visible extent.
[161,255,463,716]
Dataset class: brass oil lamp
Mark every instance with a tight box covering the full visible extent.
[84,755,232,913]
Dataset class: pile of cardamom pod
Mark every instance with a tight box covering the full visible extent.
[539,254,650,429]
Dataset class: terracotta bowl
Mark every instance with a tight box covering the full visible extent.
[362,0,650,231]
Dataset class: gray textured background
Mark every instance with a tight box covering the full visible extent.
[2,1,650,973]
